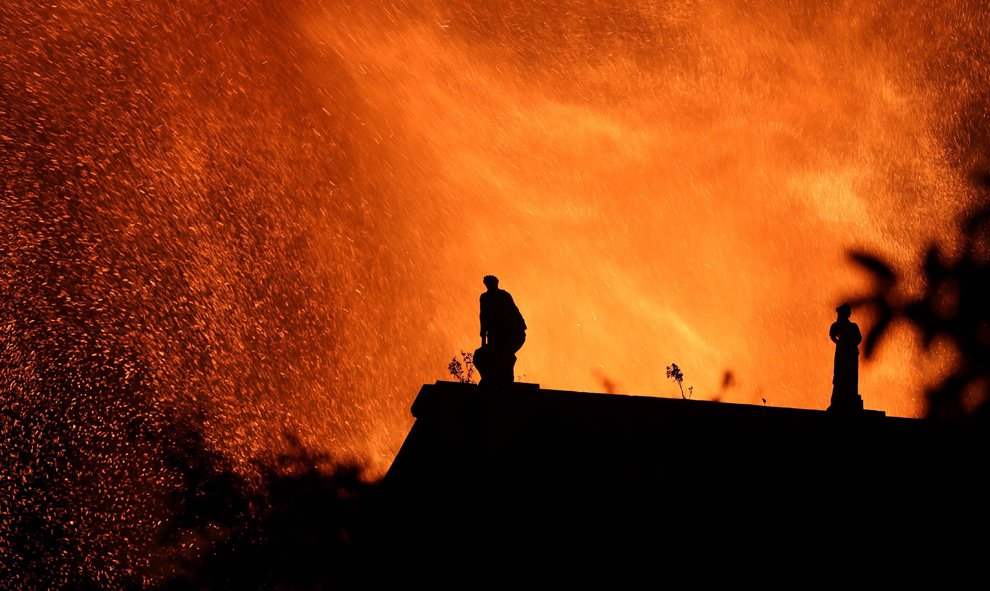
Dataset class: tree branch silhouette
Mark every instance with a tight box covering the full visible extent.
[848,172,990,420]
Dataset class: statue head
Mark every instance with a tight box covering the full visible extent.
[836,302,852,319]
[483,275,499,290]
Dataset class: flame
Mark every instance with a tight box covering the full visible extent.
[2,0,989,583]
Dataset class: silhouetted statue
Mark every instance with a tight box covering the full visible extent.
[474,275,526,386]
[828,303,864,413]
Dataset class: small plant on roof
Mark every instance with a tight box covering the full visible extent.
[666,363,693,399]
[448,350,477,384]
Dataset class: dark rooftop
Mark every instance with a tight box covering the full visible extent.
[378,381,980,555]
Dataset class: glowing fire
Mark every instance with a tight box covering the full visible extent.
[2,0,988,583]
[305,0,982,452]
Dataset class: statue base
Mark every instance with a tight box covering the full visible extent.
[827,393,864,415]
[473,344,517,387]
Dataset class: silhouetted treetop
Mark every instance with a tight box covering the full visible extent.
[849,172,990,420]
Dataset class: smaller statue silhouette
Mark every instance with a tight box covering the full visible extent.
[474,275,526,386]
[828,302,864,413]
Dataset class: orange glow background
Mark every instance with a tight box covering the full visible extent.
[4,6,990,571]
[306,0,986,471]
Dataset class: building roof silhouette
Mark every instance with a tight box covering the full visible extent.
[380,381,980,555]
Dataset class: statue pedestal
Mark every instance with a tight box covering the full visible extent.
[474,345,517,386]
[827,393,864,415]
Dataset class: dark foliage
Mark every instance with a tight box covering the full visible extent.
[152,421,376,590]
[447,349,476,384]
[849,174,990,420]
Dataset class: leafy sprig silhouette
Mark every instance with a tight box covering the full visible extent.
[448,350,477,384]
[666,363,693,399]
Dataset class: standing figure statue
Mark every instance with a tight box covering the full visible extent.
[828,302,864,413]
[474,275,526,386]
